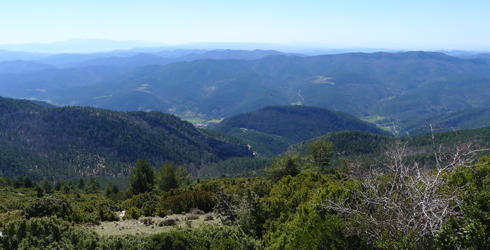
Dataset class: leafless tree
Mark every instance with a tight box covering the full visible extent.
[214,187,238,225]
[320,124,488,246]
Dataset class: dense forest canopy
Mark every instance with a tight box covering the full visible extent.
[0,96,252,181]
[211,105,388,157]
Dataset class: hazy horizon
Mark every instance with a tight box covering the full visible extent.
[0,38,488,55]
[1,0,489,52]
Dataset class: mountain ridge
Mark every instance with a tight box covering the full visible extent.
[211,105,388,157]
[1,51,490,134]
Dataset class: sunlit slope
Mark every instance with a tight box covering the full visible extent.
[211,105,388,157]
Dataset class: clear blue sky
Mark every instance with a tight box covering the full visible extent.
[1,0,489,50]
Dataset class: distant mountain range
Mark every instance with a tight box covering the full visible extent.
[0,49,48,62]
[74,50,297,68]
[0,39,403,54]
[0,60,55,74]
[0,49,296,70]
[1,50,490,135]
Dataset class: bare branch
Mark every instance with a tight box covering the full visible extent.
[317,128,488,245]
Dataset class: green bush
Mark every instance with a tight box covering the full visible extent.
[125,192,159,209]
[142,202,156,217]
[23,196,83,223]
[434,156,490,249]
[84,200,120,222]
[84,211,102,225]
[0,217,260,250]
[0,217,94,249]
[156,190,215,215]
[124,206,142,220]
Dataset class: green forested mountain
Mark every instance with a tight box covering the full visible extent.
[211,105,388,157]
[0,60,55,74]
[0,96,252,181]
[74,49,292,68]
[1,51,489,131]
[0,65,130,98]
[199,157,272,178]
[289,125,490,167]
[392,107,490,136]
[288,130,392,156]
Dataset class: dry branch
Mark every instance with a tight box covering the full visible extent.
[320,126,488,245]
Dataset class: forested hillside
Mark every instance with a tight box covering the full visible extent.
[289,125,490,168]
[390,107,490,135]
[0,60,55,74]
[0,96,252,181]
[212,105,388,157]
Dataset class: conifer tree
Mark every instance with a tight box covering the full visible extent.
[130,160,155,194]
[156,162,179,192]
[40,178,53,193]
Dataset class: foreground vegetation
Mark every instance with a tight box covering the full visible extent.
[2,132,490,249]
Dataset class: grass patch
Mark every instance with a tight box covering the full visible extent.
[183,117,205,124]
[362,115,399,134]
[311,76,335,84]
[93,212,221,236]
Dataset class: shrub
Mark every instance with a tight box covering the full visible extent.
[97,202,120,222]
[157,190,215,215]
[0,216,111,249]
[123,207,141,220]
[0,217,71,249]
[23,196,83,223]
[126,192,156,207]
[0,205,8,213]
[84,212,101,225]
[142,201,156,217]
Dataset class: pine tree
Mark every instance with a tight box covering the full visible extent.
[130,160,155,194]
[156,162,178,192]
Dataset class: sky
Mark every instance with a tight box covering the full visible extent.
[1,0,489,51]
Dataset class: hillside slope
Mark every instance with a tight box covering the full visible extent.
[0,96,252,181]
[0,60,55,75]
[289,125,490,167]
[212,105,388,157]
